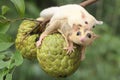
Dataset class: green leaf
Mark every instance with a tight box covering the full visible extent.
[10,0,25,17]
[0,33,13,42]
[0,15,7,19]
[5,73,12,80]
[0,51,12,55]
[0,42,14,52]
[0,69,9,80]
[0,74,4,80]
[14,50,23,66]
[0,23,10,34]
[0,60,11,69]
[0,54,5,60]
[11,50,23,67]
[0,33,14,52]
[1,5,10,15]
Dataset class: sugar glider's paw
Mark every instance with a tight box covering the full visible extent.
[36,17,45,21]
[36,40,41,48]
[64,46,76,55]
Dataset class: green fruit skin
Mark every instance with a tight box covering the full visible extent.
[16,20,82,77]
[15,20,38,59]
[37,34,82,78]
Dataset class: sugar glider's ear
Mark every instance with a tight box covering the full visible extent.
[72,24,80,31]
[81,11,86,19]
[93,34,99,39]
[95,20,103,25]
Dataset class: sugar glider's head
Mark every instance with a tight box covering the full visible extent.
[69,24,98,46]
[82,14,103,30]
[72,11,103,30]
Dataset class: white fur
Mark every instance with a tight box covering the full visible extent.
[40,4,103,29]
[40,7,59,19]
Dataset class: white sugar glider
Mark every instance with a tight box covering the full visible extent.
[37,4,103,30]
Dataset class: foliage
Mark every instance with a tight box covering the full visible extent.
[0,0,24,80]
[0,0,120,80]
[10,0,25,17]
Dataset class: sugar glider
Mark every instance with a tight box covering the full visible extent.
[37,4,103,30]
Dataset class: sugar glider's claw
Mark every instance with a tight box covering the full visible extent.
[36,33,47,48]
[64,46,76,55]
[36,40,41,47]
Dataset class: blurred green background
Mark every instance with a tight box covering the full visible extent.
[0,0,120,80]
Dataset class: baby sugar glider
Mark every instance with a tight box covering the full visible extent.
[69,24,98,60]
[36,18,98,60]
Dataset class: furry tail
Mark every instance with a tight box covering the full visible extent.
[95,20,103,25]
[40,7,59,20]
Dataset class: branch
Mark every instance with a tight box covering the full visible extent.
[0,17,40,23]
[80,0,98,7]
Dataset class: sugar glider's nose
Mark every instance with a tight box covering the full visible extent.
[80,38,85,42]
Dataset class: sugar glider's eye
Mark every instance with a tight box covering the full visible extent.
[87,33,91,38]
[78,24,82,27]
[93,26,95,28]
[85,21,88,24]
[76,31,81,36]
